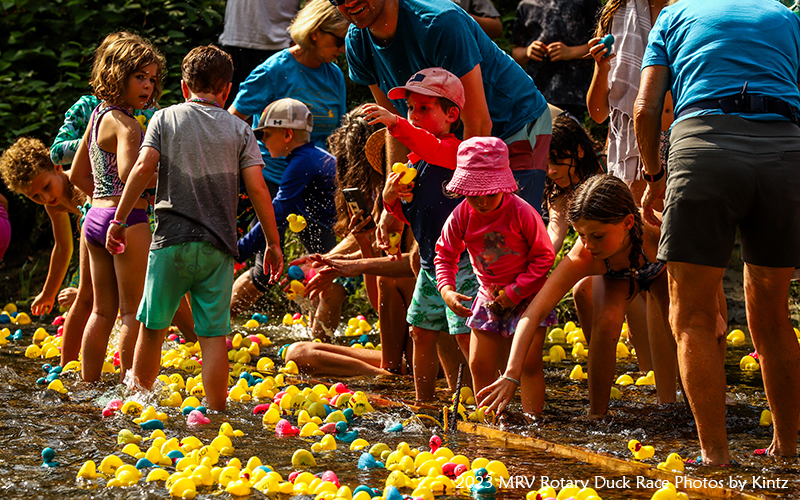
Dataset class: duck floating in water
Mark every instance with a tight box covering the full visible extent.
[358,452,384,469]
[335,421,359,442]
[470,468,496,498]
[429,435,441,453]
[627,439,654,460]
[187,409,210,426]
[760,409,773,426]
[657,453,685,473]
[41,447,59,467]
[726,329,746,347]
[635,371,656,386]
[569,364,587,380]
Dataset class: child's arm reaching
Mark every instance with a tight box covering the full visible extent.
[31,207,74,315]
[242,165,284,283]
[477,242,595,414]
[435,205,472,317]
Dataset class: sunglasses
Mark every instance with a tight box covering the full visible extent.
[328,0,346,6]
[320,28,346,48]
[253,128,268,142]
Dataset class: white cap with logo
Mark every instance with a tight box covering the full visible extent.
[255,97,314,132]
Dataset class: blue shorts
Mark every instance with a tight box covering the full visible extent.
[406,259,478,335]
[137,241,234,337]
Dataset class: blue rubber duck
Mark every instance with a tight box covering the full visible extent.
[335,421,359,443]
[470,468,496,498]
[41,447,59,467]
[342,408,355,425]
[357,452,384,469]
[287,265,306,281]
[353,485,380,497]
[385,486,405,500]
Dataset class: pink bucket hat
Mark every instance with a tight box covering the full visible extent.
[446,137,518,196]
[387,68,465,109]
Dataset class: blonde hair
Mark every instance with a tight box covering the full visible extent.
[90,32,165,108]
[0,137,55,193]
[289,0,350,51]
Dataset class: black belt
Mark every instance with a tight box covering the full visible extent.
[677,82,799,125]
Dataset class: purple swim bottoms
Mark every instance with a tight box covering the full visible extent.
[83,207,148,247]
[466,292,557,338]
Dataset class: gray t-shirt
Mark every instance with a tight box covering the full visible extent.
[142,103,264,257]
[218,0,301,51]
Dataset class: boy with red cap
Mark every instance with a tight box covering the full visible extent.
[363,67,477,402]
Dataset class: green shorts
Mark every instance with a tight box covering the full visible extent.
[137,241,234,337]
[406,258,478,335]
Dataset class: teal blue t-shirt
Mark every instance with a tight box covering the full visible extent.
[642,0,800,124]
[346,0,548,140]
[232,49,347,185]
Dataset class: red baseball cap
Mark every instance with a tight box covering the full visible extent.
[387,68,465,109]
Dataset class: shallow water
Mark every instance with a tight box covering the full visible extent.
[0,319,797,499]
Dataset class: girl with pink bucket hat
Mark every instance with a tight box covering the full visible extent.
[434,137,555,414]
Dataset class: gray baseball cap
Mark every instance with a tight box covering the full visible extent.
[254,97,313,132]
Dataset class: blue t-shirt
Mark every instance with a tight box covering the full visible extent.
[232,49,347,185]
[346,0,548,140]
[642,0,800,124]
[236,141,336,260]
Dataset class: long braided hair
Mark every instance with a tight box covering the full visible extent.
[567,175,644,298]
[543,114,603,212]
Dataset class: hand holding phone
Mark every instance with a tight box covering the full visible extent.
[342,188,376,230]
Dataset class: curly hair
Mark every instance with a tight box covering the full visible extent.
[0,137,55,193]
[567,174,643,298]
[90,32,165,108]
[543,114,603,211]
[327,106,385,237]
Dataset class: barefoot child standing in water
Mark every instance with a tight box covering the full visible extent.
[108,45,283,411]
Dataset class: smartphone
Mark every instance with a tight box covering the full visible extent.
[342,187,376,230]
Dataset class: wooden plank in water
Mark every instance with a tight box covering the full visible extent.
[457,422,769,500]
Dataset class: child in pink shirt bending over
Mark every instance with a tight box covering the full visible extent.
[435,137,555,414]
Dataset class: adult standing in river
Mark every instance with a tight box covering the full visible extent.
[635,0,800,465]
[335,0,552,213]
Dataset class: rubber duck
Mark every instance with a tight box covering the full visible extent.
[15,312,31,325]
[335,421,359,442]
[358,452,385,469]
[187,409,211,426]
[547,327,565,343]
[77,460,98,479]
[47,379,67,394]
[616,374,634,386]
[286,280,306,300]
[627,440,655,460]
[610,387,622,400]
[571,342,588,361]
[139,419,165,430]
[429,435,441,453]
[99,454,124,475]
[387,232,402,255]
[726,329,746,347]
[543,345,566,363]
[391,162,418,184]
[169,476,197,499]
[287,214,307,232]
[566,328,586,344]
[121,400,144,416]
[657,453,685,473]
[134,406,168,423]
[41,447,59,467]
[740,355,760,372]
[385,421,404,433]
[117,429,143,445]
[292,449,316,467]
[760,409,773,426]
[635,371,656,386]
[569,364,587,380]
[227,479,252,496]
[287,265,306,282]
[275,418,300,436]
[350,438,370,451]
[616,342,630,359]
[470,468,496,498]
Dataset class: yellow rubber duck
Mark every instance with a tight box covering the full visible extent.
[616,342,630,358]
[656,453,685,473]
[391,162,418,184]
[292,448,317,467]
[726,329,746,347]
[77,460,98,480]
[569,364,587,380]
[388,231,402,255]
[287,214,307,232]
[760,409,773,426]
[286,280,306,300]
[635,371,656,386]
[547,327,566,343]
[168,476,197,499]
[571,342,588,361]
[616,374,634,386]
[740,355,760,371]
[627,439,655,460]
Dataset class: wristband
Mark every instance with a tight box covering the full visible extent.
[110,219,129,228]
[642,168,665,183]
[501,375,520,386]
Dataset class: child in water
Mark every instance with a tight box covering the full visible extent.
[70,32,164,382]
[0,138,89,367]
[435,137,555,413]
[478,175,678,416]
